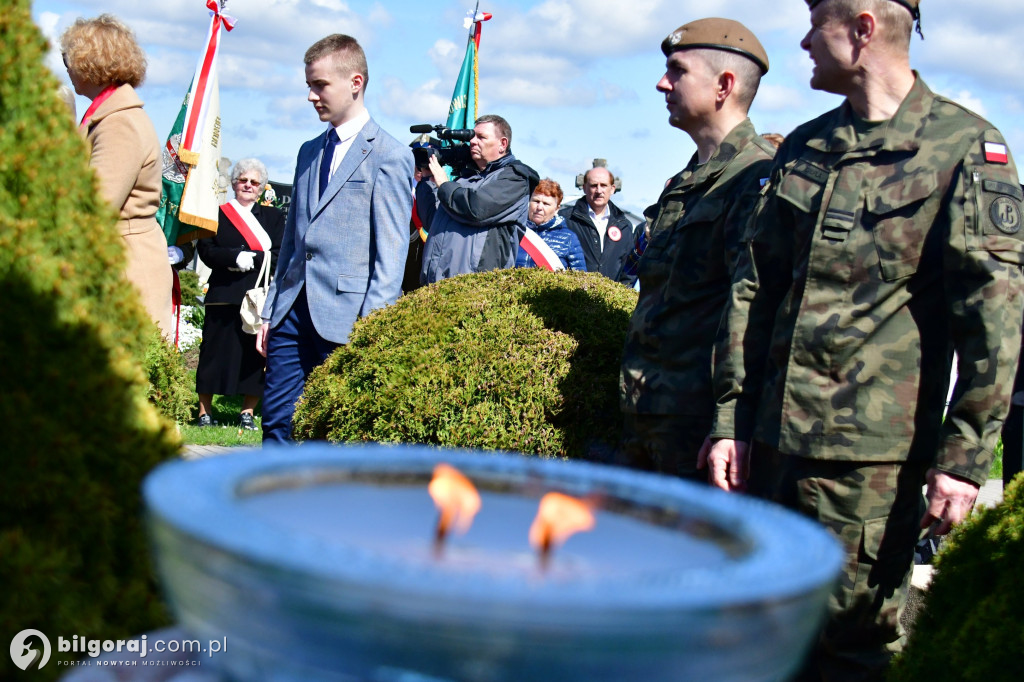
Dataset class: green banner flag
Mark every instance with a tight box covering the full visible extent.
[446,38,476,131]
[156,90,190,247]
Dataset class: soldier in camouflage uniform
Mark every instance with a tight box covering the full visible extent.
[619,19,775,481]
[702,1,1024,679]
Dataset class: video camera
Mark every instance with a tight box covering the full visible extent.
[410,124,475,175]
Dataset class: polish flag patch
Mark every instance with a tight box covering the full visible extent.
[985,142,1009,164]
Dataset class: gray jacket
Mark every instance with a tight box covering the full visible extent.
[420,153,538,284]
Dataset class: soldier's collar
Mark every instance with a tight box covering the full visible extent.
[805,75,931,155]
[687,118,759,179]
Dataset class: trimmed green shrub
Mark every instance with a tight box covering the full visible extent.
[294,268,638,458]
[888,474,1024,681]
[145,330,194,424]
[0,2,179,677]
[177,267,201,305]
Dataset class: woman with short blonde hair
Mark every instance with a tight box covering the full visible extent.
[61,14,172,336]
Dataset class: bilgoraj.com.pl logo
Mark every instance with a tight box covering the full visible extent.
[10,629,50,671]
[10,629,226,671]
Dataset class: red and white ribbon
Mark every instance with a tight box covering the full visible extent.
[179,1,235,165]
[520,228,565,272]
[221,200,270,252]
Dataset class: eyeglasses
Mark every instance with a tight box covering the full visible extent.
[236,178,263,187]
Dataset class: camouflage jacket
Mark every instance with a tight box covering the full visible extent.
[711,77,1024,486]
[621,119,775,415]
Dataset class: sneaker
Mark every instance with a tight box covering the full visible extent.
[197,414,218,427]
[239,413,258,431]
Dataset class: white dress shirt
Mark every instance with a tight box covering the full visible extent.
[326,108,371,182]
[588,204,611,252]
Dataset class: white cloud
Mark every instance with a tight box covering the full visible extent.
[376,77,450,121]
[917,24,1024,93]
[367,3,393,27]
[753,84,808,112]
[265,94,317,130]
[484,76,595,108]
[945,90,988,117]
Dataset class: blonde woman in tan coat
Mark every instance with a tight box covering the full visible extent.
[61,14,172,336]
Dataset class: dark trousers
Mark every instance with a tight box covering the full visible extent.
[261,288,340,443]
[750,445,926,682]
[619,412,712,483]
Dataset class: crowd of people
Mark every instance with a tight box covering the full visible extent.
[62,1,1024,680]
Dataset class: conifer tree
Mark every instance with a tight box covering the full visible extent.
[0,2,179,676]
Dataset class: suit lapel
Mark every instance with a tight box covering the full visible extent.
[305,131,326,229]
[311,120,378,220]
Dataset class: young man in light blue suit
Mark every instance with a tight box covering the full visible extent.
[258,34,414,443]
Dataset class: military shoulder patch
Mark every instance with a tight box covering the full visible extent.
[985,142,1009,164]
[991,196,1022,234]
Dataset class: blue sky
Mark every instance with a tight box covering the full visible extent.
[33,0,1024,216]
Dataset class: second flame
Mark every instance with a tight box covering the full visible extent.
[529,492,596,557]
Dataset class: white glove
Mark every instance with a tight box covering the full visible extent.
[235,251,256,272]
[167,245,184,265]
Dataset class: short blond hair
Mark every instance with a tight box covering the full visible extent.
[304,34,369,91]
[60,14,146,88]
[819,0,913,51]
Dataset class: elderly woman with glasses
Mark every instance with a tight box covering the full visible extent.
[194,159,285,430]
[60,14,173,335]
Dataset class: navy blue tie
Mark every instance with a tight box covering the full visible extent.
[319,128,339,198]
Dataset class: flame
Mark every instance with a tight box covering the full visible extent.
[428,464,481,539]
[529,492,596,555]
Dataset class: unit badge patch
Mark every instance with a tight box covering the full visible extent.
[991,196,1022,234]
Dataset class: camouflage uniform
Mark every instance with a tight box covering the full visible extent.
[712,77,1024,679]
[621,119,775,479]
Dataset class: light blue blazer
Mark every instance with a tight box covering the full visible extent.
[263,118,415,344]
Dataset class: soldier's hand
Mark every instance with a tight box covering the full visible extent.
[701,438,750,493]
[921,468,979,535]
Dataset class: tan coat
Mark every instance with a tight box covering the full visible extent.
[85,84,172,336]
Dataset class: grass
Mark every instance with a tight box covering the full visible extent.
[991,438,1003,481]
[179,370,263,447]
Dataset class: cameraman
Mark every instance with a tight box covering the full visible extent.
[421,114,538,284]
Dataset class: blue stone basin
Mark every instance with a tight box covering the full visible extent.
[144,444,842,681]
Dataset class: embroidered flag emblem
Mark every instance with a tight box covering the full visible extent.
[985,142,1008,164]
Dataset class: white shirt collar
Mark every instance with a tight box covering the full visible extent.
[330,108,370,143]
[588,203,609,221]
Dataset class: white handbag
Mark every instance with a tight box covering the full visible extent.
[239,251,271,335]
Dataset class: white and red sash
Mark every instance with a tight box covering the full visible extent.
[220,200,270,251]
[520,228,565,272]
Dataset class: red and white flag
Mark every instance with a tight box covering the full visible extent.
[520,228,565,272]
[177,0,235,232]
[985,142,1009,164]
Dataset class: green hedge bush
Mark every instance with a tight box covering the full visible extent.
[888,474,1023,681]
[294,268,638,458]
[0,2,179,677]
[177,267,202,305]
[145,330,194,424]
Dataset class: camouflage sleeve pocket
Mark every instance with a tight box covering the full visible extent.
[970,173,1024,265]
[775,161,825,214]
[865,171,939,281]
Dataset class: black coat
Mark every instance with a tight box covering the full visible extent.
[560,198,640,286]
[198,202,285,304]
